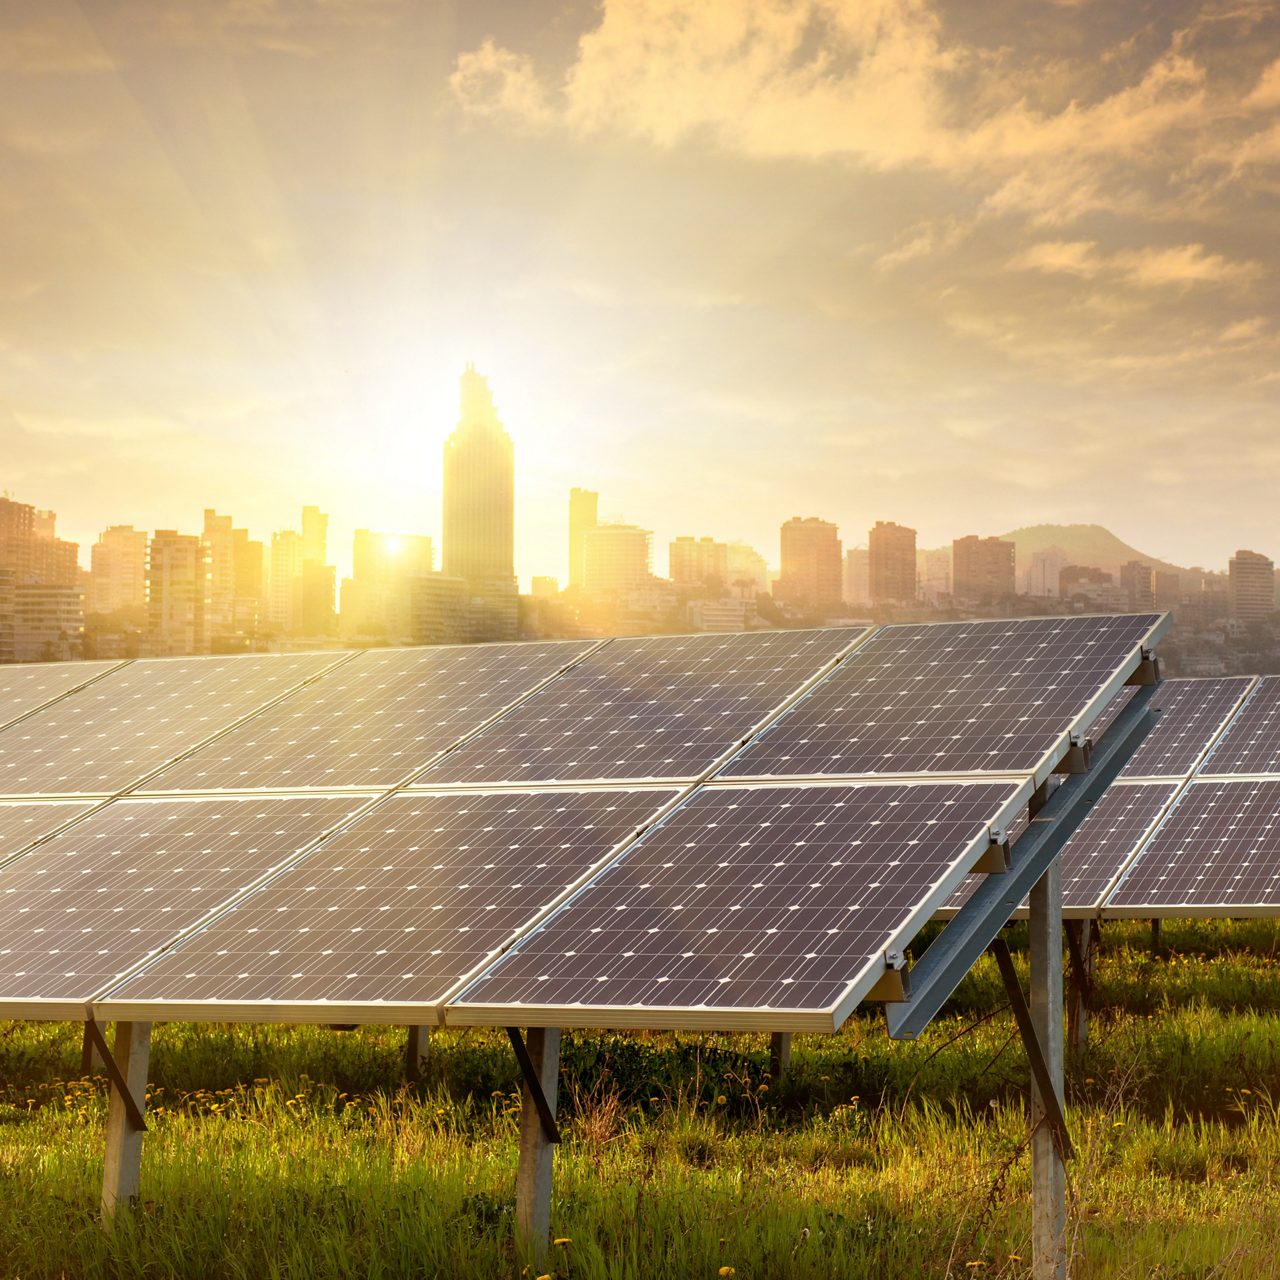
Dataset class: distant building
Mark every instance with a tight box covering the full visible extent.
[267,508,335,638]
[869,521,916,605]
[1119,560,1156,611]
[87,525,148,615]
[1060,565,1123,610]
[410,574,471,645]
[1024,550,1068,598]
[301,505,328,567]
[952,535,1015,603]
[725,543,769,595]
[443,365,517,640]
[268,530,304,634]
[686,597,758,632]
[1229,549,1275,623]
[340,530,434,641]
[568,488,598,593]
[775,517,842,612]
[918,548,952,605]
[843,548,870,608]
[530,576,559,600]
[0,569,14,663]
[1154,571,1182,611]
[582,523,653,596]
[0,498,78,590]
[148,530,207,656]
[669,536,729,588]
[13,584,83,662]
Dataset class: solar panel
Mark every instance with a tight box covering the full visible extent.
[419,629,862,787]
[0,800,97,869]
[719,615,1163,782]
[99,788,679,1020]
[1107,780,1280,915]
[1088,678,1254,779]
[447,779,1027,1031]
[141,641,595,794]
[0,652,345,798]
[0,793,367,1015]
[1198,678,1280,777]
[0,660,124,731]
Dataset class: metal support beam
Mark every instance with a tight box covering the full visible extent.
[512,1027,561,1266]
[1029,863,1068,1280]
[100,1021,151,1225]
[768,1032,792,1082]
[886,685,1160,1040]
[1065,919,1095,1056]
[405,1025,430,1082]
[1151,918,1163,953]
[80,1019,104,1076]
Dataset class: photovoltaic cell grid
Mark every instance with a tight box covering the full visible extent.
[1199,678,1280,776]
[0,801,96,868]
[420,628,862,787]
[0,660,122,731]
[720,614,1162,781]
[142,641,595,794]
[0,653,344,799]
[104,788,679,1015]
[1108,780,1280,914]
[1087,677,1254,779]
[450,780,1024,1027]
[0,794,366,1008]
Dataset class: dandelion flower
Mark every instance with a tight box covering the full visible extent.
[718,1268,736,1277]
[716,1095,727,1105]
[554,1238,572,1246]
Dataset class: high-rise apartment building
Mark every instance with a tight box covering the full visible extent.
[669,536,730,588]
[843,548,870,607]
[582,524,653,596]
[267,508,335,637]
[1119,560,1156,611]
[774,517,842,612]
[568,488,598,592]
[1024,550,1068,598]
[13,584,83,661]
[340,530,435,640]
[918,548,952,605]
[869,521,917,605]
[148,530,207,656]
[0,498,78,588]
[87,525,148,614]
[0,570,14,663]
[268,530,304,633]
[1229,549,1275,623]
[725,543,769,595]
[952,535,1015,603]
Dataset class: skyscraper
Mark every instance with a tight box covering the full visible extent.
[774,517,842,612]
[87,525,148,615]
[443,364,515,584]
[869,521,917,605]
[443,364,517,640]
[148,530,207,656]
[568,488,598,592]
[952,535,1015,603]
[1228,549,1275,623]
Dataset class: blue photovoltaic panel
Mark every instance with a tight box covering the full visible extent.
[141,641,594,793]
[1087,678,1253,779]
[418,629,862,786]
[0,652,343,798]
[1198,678,1280,777]
[449,779,1023,1027]
[0,661,122,731]
[1108,780,1280,913]
[720,615,1161,781]
[0,794,367,1006]
[102,788,678,1014]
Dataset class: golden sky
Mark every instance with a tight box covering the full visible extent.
[3,0,1278,583]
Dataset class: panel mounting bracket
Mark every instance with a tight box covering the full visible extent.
[85,1020,147,1132]
[506,1027,560,1144]
[1054,733,1091,775]
[1125,649,1160,687]
[884,684,1161,1040]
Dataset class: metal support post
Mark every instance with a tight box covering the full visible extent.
[1030,862,1068,1280]
[1151,918,1162,953]
[405,1025,430,1082]
[99,1021,151,1225]
[510,1027,561,1265]
[1065,919,1095,1056]
[768,1032,792,1082]
[80,1020,104,1076]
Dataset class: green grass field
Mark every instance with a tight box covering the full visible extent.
[4,919,1280,1279]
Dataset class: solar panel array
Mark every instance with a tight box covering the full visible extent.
[0,660,125,731]
[0,614,1167,1031]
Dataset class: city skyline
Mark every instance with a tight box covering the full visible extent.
[3,1,1278,579]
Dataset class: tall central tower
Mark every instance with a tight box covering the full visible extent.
[442,363,515,584]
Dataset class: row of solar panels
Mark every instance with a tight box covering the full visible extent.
[0,615,1162,799]
[945,673,1280,920]
[0,615,1164,1032]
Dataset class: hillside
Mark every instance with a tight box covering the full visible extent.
[979,523,1188,580]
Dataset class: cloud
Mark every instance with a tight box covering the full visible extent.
[1012,239,1261,288]
[1009,240,1102,277]
[450,38,552,126]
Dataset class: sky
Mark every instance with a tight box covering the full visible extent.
[2,0,1278,585]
